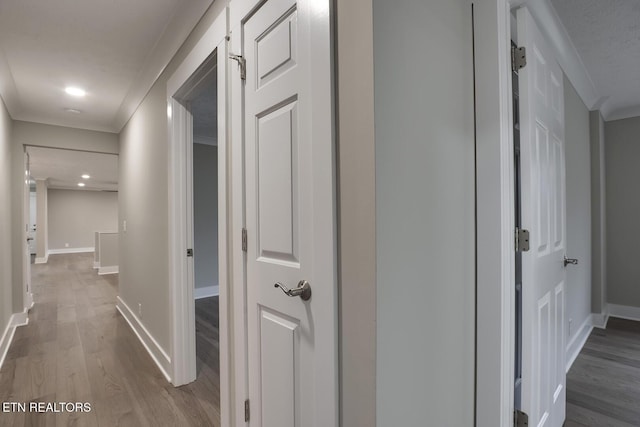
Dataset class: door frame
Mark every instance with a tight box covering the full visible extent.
[474,1,516,425]
[167,5,239,427]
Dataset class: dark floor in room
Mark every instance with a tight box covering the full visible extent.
[565,317,640,427]
[0,253,220,427]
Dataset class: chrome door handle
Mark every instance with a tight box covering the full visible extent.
[274,280,312,301]
[564,256,578,267]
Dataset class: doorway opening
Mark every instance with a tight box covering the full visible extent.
[167,22,231,422]
[190,67,222,418]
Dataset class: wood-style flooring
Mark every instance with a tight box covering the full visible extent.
[565,318,640,427]
[0,253,220,427]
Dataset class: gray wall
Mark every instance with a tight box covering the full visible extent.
[373,0,475,424]
[47,189,118,250]
[0,96,13,334]
[590,111,607,314]
[118,1,226,353]
[11,121,118,312]
[605,116,640,307]
[193,143,218,291]
[564,76,592,342]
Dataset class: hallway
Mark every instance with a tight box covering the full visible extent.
[0,253,220,427]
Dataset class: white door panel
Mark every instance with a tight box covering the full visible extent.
[518,7,566,427]
[242,0,337,424]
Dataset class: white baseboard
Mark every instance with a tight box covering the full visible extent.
[0,311,30,371]
[566,316,593,373]
[48,247,94,255]
[93,261,99,269]
[194,285,219,299]
[591,311,609,329]
[116,296,171,383]
[607,303,640,322]
[35,254,49,264]
[25,292,34,310]
[0,317,16,371]
[98,266,119,275]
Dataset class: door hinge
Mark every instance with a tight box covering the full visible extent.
[242,228,248,252]
[187,248,194,257]
[244,399,250,422]
[511,46,527,72]
[515,228,530,252]
[229,53,246,81]
[514,409,529,427]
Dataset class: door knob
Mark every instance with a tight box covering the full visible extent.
[274,280,312,301]
[564,256,578,267]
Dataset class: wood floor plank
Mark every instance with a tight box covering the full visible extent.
[566,318,640,426]
[0,253,220,427]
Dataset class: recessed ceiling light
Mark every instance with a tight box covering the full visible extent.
[81,174,90,179]
[65,87,86,97]
[77,182,85,187]
[65,108,82,114]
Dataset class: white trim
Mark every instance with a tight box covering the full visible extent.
[607,303,640,322]
[116,296,172,382]
[12,310,29,327]
[605,105,640,122]
[591,311,609,329]
[194,285,219,299]
[166,10,228,98]
[35,254,49,264]
[523,0,600,110]
[565,316,593,373]
[0,49,21,117]
[0,311,30,371]
[93,261,99,269]
[0,318,16,371]
[474,1,515,426]
[98,266,119,275]
[111,0,215,132]
[229,13,248,427]
[24,292,34,310]
[48,247,94,255]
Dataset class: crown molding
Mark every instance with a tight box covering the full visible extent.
[519,0,599,109]
[112,0,215,132]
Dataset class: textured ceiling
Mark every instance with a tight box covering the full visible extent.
[0,0,212,132]
[27,146,118,191]
[551,0,640,119]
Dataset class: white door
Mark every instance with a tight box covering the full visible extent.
[242,0,337,425]
[518,7,566,427]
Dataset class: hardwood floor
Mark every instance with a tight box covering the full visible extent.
[565,318,640,427]
[0,253,220,427]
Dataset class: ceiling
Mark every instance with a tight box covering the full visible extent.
[0,0,638,131]
[27,146,118,191]
[551,0,640,120]
[0,0,213,133]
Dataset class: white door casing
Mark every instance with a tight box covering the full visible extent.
[242,0,338,425]
[518,7,566,427]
